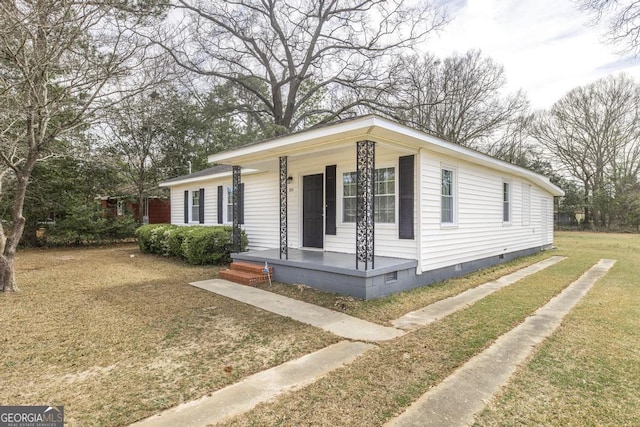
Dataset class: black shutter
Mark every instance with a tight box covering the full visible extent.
[239,183,245,224]
[198,188,205,224]
[399,155,415,239]
[217,186,223,224]
[184,190,189,224]
[325,165,336,235]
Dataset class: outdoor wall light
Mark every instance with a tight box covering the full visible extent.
[287,176,294,184]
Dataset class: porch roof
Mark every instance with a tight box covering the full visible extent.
[207,115,564,197]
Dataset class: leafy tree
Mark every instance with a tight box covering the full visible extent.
[11,153,121,246]
[0,1,152,291]
[151,0,448,134]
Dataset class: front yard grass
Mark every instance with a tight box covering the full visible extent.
[473,232,640,426]
[0,244,337,426]
[219,231,640,426]
[3,232,638,426]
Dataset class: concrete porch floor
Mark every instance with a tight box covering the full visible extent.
[232,248,417,276]
[232,248,419,299]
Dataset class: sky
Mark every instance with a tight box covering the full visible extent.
[426,0,640,109]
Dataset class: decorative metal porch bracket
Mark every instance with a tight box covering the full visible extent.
[232,165,241,252]
[356,140,375,270]
[279,156,288,260]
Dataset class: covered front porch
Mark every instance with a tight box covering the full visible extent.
[232,248,418,300]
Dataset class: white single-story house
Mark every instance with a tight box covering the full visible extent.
[160,115,564,299]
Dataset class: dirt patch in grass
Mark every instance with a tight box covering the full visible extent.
[263,251,552,325]
[1,244,337,426]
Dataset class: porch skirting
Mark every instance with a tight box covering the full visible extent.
[231,245,549,300]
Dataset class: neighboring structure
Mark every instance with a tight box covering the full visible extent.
[160,115,563,299]
[100,195,171,224]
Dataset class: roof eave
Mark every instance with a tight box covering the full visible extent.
[206,115,564,197]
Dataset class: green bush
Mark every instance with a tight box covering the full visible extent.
[41,203,137,246]
[135,224,248,265]
[105,215,139,240]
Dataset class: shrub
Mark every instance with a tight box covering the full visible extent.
[135,224,248,265]
[104,215,139,241]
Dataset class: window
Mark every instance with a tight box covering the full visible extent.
[342,167,396,223]
[343,172,357,223]
[226,186,234,223]
[441,168,455,223]
[503,181,511,222]
[375,167,395,223]
[116,200,125,216]
[191,190,200,222]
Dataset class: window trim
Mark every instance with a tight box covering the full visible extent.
[190,189,201,223]
[339,163,398,226]
[440,165,458,227]
[503,179,512,224]
[225,184,234,225]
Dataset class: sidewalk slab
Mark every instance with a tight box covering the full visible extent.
[130,340,374,427]
[191,279,404,342]
[385,258,616,427]
[392,256,567,330]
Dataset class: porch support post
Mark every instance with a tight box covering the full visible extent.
[232,165,241,252]
[279,156,288,260]
[356,140,375,270]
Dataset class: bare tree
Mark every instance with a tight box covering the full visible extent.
[0,1,153,292]
[387,50,529,150]
[149,0,448,135]
[578,0,640,53]
[532,73,640,227]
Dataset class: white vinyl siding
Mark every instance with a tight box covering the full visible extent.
[420,150,556,272]
[167,142,556,266]
[522,183,531,226]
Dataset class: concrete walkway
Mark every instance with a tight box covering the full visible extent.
[191,279,404,342]
[386,259,616,427]
[130,341,374,427]
[392,256,566,330]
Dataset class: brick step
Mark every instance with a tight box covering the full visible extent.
[230,261,273,275]
[219,269,269,286]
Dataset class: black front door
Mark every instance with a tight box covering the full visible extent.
[303,174,324,248]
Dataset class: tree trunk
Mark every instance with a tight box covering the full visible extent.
[0,254,18,292]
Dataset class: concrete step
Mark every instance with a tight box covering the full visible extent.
[230,261,273,275]
[219,269,269,286]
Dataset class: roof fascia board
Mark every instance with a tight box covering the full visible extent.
[207,116,378,164]
[205,115,563,197]
[159,168,260,187]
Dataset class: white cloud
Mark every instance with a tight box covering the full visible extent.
[424,0,640,109]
